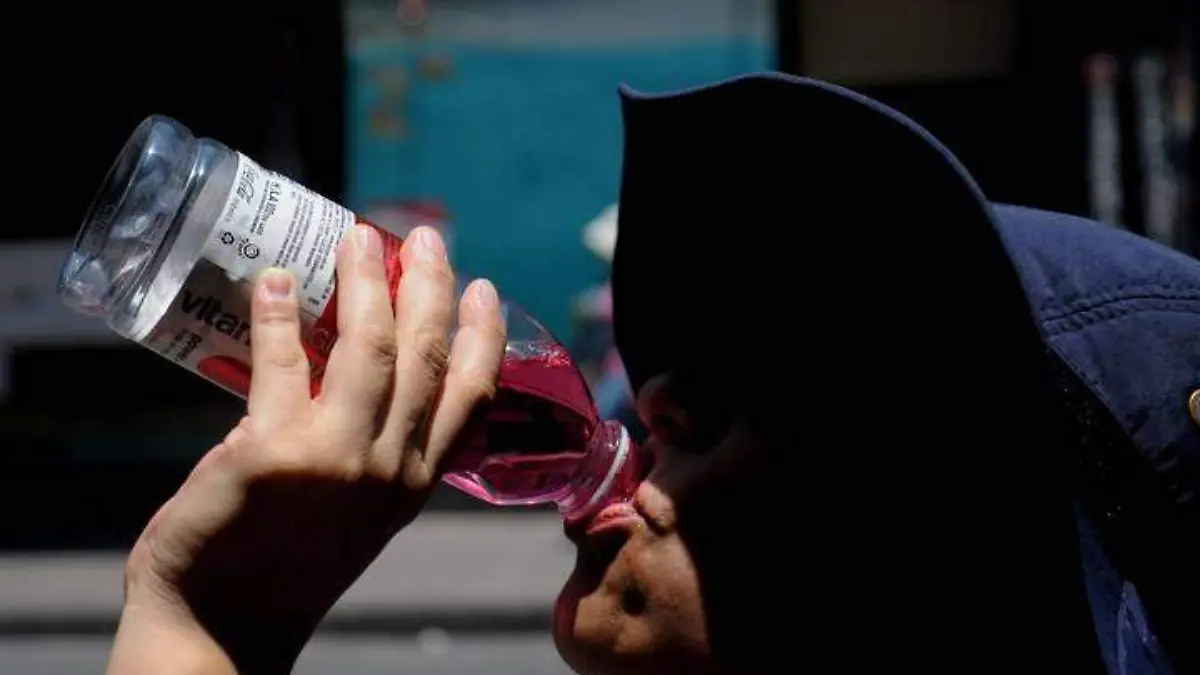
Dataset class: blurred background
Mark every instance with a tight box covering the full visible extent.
[0,1,1194,672]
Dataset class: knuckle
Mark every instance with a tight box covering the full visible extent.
[327,450,369,483]
[483,320,507,345]
[192,441,234,478]
[453,369,498,406]
[248,422,365,483]
[266,346,308,372]
[223,417,254,446]
[251,441,323,481]
[361,453,401,483]
[431,264,456,288]
[195,421,252,473]
[123,540,156,598]
[399,453,436,492]
[414,255,455,283]
[407,326,451,383]
[256,308,300,327]
[351,324,399,367]
[404,265,456,304]
[356,247,389,278]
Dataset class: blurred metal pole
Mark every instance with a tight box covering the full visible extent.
[774,0,799,73]
[1132,52,1177,246]
[1086,54,1126,227]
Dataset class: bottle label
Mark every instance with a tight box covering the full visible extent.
[138,152,404,397]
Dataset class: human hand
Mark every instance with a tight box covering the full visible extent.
[107,226,505,674]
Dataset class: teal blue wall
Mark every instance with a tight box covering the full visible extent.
[347,41,770,337]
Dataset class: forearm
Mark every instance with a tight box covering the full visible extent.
[107,604,240,675]
[107,594,312,675]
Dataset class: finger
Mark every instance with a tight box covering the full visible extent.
[378,227,456,463]
[319,225,398,429]
[248,268,311,427]
[422,279,506,472]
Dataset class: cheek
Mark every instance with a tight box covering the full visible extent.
[553,553,626,671]
[637,456,708,533]
[633,540,709,651]
[553,562,603,651]
[552,537,710,672]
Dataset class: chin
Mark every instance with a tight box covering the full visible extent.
[552,554,644,675]
[552,559,609,672]
[554,491,712,674]
[552,554,711,675]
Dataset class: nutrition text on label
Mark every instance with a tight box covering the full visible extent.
[207,154,353,322]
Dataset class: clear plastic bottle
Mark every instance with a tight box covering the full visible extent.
[57,115,644,522]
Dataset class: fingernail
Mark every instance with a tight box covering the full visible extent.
[260,268,293,301]
[354,224,383,260]
[471,279,498,310]
[414,226,445,262]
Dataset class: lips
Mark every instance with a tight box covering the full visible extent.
[562,501,644,572]
[586,501,641,535]
[564,500,642,541]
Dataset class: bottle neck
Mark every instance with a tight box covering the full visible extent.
[555,420,642,521]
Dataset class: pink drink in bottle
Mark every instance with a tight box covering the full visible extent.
[57,115,644,521]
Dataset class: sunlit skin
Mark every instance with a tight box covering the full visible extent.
[554,376,780,675]
[103,226,785,675]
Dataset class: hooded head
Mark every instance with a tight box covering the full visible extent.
[553,73,1134,674]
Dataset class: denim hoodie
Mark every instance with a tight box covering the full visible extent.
[610,72,1198,674]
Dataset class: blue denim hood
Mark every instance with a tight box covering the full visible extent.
[610,71,1198,674]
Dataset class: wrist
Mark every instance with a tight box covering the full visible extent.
[108,601,239,675]
[111,590,304,675]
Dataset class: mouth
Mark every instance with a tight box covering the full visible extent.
[566,501,645,571]
[587,501,642,535]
